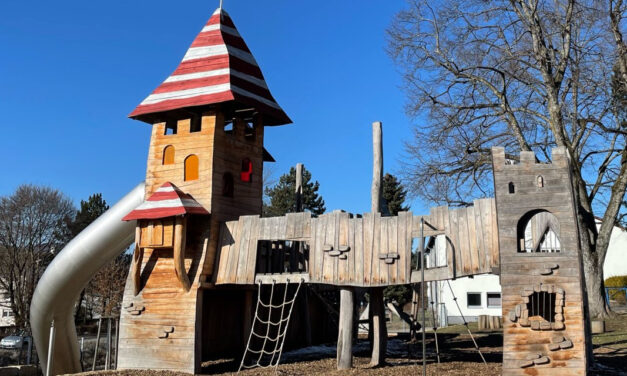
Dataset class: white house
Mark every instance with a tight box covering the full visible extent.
[429,220,627,325]
[0,290,15,327]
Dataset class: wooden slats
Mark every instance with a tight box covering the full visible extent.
[212,201,506,286]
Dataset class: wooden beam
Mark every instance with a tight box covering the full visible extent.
[369,121,387,367]
[337,287,354,370]
[254,273,309,284]
[131,226,143,296]
[173,216,191,291]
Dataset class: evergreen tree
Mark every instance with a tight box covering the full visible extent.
[70,193,109,236]
[382,173,409,216]
[263,166,326,217]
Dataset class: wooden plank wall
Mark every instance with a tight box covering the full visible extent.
[426,198,500,279]
[214,199,500,286]
[118,223,209,373]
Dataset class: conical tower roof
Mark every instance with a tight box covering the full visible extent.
[122,182,209,221]
[129,7,291,126]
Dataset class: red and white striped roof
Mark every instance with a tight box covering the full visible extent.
[122,182,209,221]
[129,7,291,126]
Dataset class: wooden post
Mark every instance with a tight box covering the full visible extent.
[174,216,191,291]
[369,121,387,367]
[295,163,312,346]
[337,287,354,370]
[295,163,303,212]
[132,226,143,295]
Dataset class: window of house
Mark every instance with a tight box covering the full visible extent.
[508,182,515,194]
[2,311,7,317]
[537,175,544,188]
[184,155,199,181]
[467,292,482,308]
[487,292,501,308]
[163,145,175,165]
[190,115,201,133]
[164,120,177,135]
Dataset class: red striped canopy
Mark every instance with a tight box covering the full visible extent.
[122,182,209,221]
[129,7,291,126]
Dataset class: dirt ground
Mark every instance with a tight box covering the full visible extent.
[40,312,627,376]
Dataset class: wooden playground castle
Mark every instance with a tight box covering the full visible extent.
[115,6,591,375]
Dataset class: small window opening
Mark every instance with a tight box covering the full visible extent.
[165,120,177,135]
[467,292,482,308]
[255,240,309,274]
[245,122,256,141]
[537,175,544,188]
[184,155,199,181]
[162,145,175,165]
[222,173,234,197]
[224,120,234,135]
[241,158,253,182]
[487,292,502,308]
[527,291,556,323]
[190,115,201,133]
[508,182,515,194]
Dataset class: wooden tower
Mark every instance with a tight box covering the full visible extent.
[118,7,291,372]
[492,147,589,375]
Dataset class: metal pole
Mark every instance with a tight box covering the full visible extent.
[105,317,112,370]
[46,320,55,376]
[114,317,120,369]
[92,318,102,371]
[420,218,426,376]
[79,337,84,371]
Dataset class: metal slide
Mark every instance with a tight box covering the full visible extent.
[30,182,145,375]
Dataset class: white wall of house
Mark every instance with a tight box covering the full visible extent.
[602,224,627,279]
[0,292,15,327]
[435,275,502,324]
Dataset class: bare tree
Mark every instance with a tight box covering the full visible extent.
[388,0,626,318]
[0,185,74,328]
[85,253,131,318]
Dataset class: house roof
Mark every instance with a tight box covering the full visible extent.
[122,182,209,221]
[129,7,291,126]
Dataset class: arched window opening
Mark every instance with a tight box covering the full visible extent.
[222,173,234,197]
[537,175,544,188]
[241,158,253,182]
[518,211,561,253]
[162,145,175,165]
[184,155,199,181]
[508,182,515,194]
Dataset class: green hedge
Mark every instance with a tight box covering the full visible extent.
[605,275,627,287]
[605,275,627,304]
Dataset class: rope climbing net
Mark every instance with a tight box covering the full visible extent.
[238,278,303,373]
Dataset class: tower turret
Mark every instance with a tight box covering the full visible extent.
[118,7,290,372]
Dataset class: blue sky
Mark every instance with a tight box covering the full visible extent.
[0,0,426,215]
